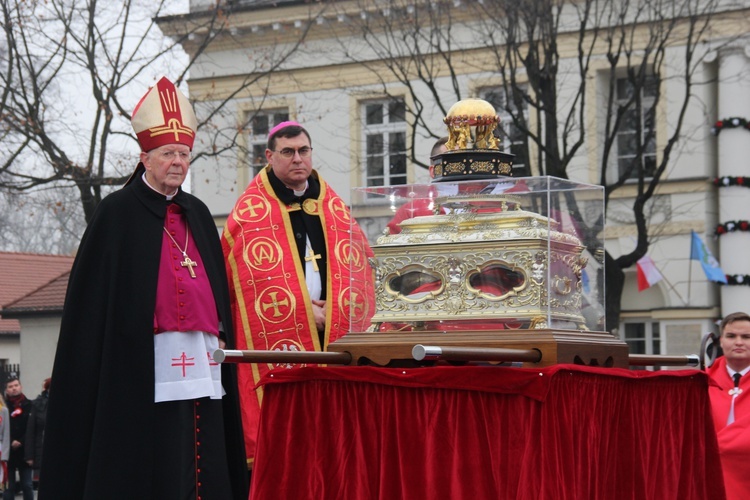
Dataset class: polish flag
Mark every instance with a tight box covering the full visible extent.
[636,255,664,292]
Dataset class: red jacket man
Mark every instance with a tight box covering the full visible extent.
[707,312,750,500]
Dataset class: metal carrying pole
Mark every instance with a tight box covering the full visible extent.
[628,354,700,367]
[412,344,542,363]
[213,349,353,365]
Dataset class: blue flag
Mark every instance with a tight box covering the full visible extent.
[690,231,727,283]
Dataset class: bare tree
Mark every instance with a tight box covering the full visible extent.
[330,0,733,331]
[0,0,310,239]
[0,188,84,254]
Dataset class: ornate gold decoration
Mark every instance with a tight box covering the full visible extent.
[244,237,283,271]
[371,194,588,329]
[256,287,296,323]
[234,195,270,223]
[444,162,466,175]
[471,161,495,173]
[302,198,319,215]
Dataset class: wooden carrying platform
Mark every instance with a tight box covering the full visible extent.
[328,328,631,367]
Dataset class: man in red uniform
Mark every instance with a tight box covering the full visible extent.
[707,311,750,500]
[39,77,247,499]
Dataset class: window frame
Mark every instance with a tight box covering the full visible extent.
[620,319,662,370]
[246,109,290,178]
[613,75,658,180]
[360,98,408,189]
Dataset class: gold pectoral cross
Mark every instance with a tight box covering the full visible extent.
[305,247,322,272]
[180,253,198,278]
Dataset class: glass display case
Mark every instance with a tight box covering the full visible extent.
[348,176,606,334]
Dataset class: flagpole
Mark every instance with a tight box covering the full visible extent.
[641,257,689,306]
[661,271,689,306]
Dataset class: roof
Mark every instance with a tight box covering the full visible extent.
[2,271,71,318]
[0,252,75,333]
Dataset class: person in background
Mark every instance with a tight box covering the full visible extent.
[25,378,50,489]
[3,378,32,500]
[38,77,247,499]
[0,392,10,494]
[707,311,750,500]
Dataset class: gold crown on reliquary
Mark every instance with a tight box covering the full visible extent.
[442,98,500,151]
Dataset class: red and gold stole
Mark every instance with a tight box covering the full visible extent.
[222,166,374,465]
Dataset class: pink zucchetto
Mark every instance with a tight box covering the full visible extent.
[268,120,303,140]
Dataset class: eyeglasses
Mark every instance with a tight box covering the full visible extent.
[157,150,191,162]
[273,147,313,159]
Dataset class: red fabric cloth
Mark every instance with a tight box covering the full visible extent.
[251,365,724,499]
[707,357,750,500]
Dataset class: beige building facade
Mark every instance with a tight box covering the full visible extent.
[159,0,750,358]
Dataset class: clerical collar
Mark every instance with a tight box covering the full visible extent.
[726,365,750,379]
[293,182,309,197]
[142,173,179,200]
[267,168,320,204]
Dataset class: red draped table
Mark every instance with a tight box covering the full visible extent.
[250,365,725,499]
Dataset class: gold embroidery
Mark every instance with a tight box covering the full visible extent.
[328,197,351,224]
[148,118,194,142]
[235,195,269,222]
[244,237,283,271]
[256,287,295,323]
[335,240,365,272]
[302,199,319,215]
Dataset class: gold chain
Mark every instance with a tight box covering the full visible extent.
[163,225,198,278]
[163,226,190,257]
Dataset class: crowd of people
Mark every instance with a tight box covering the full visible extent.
[3,76,744,498]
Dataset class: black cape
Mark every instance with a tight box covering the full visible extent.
[39,170,247,500]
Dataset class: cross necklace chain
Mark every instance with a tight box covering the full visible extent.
[163,226,198,278]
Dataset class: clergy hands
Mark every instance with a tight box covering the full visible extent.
[312,299,327,332]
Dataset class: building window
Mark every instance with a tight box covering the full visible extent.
[621,320,661,369]
[362,99,407,188]
[247,110,289,177]
[615,76,657,179]
[478,87,528,175]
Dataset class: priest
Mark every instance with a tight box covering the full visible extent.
[222,121,375,472]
